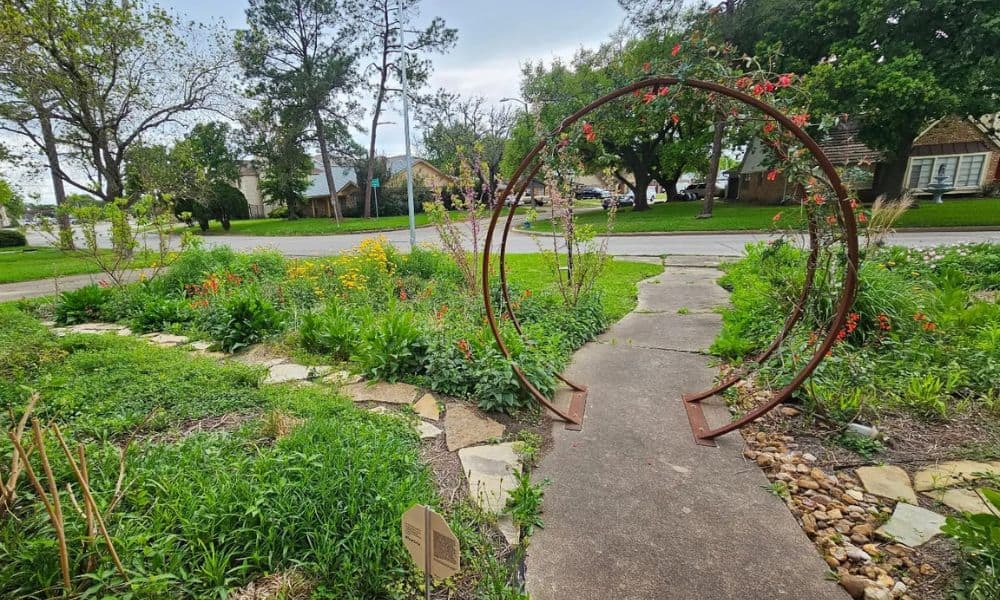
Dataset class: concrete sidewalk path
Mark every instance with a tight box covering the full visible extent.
[526,260,845,600]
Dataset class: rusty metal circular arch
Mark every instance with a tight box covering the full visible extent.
[481,76,860,444]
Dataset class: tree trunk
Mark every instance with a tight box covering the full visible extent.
[874,141,913,201]
[313,109,342,223]
[36,106,74,249]
[699,113,726,218]
[632,172,651,211]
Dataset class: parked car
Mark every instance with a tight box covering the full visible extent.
[504,195,546,207]
[575,187,611,200]
[680,180,727,200]
[603,191,641,209]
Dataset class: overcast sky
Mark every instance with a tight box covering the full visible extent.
[5,0,628,204]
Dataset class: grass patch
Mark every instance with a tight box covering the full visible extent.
[528,198,1000,234]
[191,214,432,236]
[0,247,156,284]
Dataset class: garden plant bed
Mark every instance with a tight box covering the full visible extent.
[714,241,1000,600]
[1,238,660,598]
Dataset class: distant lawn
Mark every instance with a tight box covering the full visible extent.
[0,247,155,284]
[527,198,1000,234]
[192,214,431,236]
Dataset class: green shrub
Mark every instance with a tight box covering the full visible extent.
[130,295,195,333]
[206,288,284,352]
[942,488,1000,600]
[399,246,463,283]
[54,284,110,325]
[268,205,289,219]
[0,305,65,385]
[154,245,285,293]
[0,229,26,247]
[299,304,358,360]
[354,308,428,382]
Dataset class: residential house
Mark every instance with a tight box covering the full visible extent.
[903,114,1000,197]
[738,121,884,203]
[239,155,455,218]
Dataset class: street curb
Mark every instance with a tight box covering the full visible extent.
[515,225,1000,237]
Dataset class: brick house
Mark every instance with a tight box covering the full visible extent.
[903,114,1000,197]
[737,121,884,203]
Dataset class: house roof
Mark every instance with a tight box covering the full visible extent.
[740,121,882,174]
[384,155,455,182]
[815,121,883,166]
[304,163,357,199]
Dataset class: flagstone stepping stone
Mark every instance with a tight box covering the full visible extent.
[231,345,289,367]
[856,465,918,504]
[188,340,213,351]
[913,460,1000,491]
[322,370,363,385]
[925,488,994,514]
[142,333,190,347]
[876,503,946,547]
[66,322,132,336]
[264,363,313,384]
[444,404,505,452]
[498,514,520,546]
[415,421,442,440]
[458,442,522,513]
[342,381,421,404]
[413,393,440,421]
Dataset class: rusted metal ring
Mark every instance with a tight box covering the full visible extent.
[482,77,860,436]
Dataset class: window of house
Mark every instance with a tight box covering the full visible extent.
[907,154,987,189]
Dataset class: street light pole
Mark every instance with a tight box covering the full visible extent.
[398,0,416,249]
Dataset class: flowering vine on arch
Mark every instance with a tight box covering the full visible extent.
[483,39,863,444]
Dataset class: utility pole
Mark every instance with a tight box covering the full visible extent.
[398,0,417,248]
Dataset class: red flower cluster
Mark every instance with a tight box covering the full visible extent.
[735,77,751,89]
[877,314,891,331]
[658,86,670,96]
[778,73,794,87]
[457,339,473,361]
[772,212,782,222]
[826,215,838,225]
[791,113,810,127]
[643,92,656,104]
[835,312,861,341]
[435,304,449,320]
[671,43,681,57]
[582,122,597,142]
[643,61,651,73]
[857,212,868,223]
[914,313,936,332]
[671,113,680,125]
[766,169,779,182]
[399,288,408,301]
[763,121,775,134]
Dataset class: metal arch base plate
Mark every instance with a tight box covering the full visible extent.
[566,388,587,431]
[682,398,718,447]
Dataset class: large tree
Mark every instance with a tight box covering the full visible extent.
[126,122,245,230]
[730,0,1000,195]
[518,34,719,211]
[0,0,232,207]
[351,0,456,218]
[421,95,516,199]
[241,103,314,219]
[237,0,358,223]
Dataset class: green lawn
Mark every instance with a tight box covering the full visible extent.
[0,247,155,284]
[527,198,1000,234]
[193,214,432,236]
